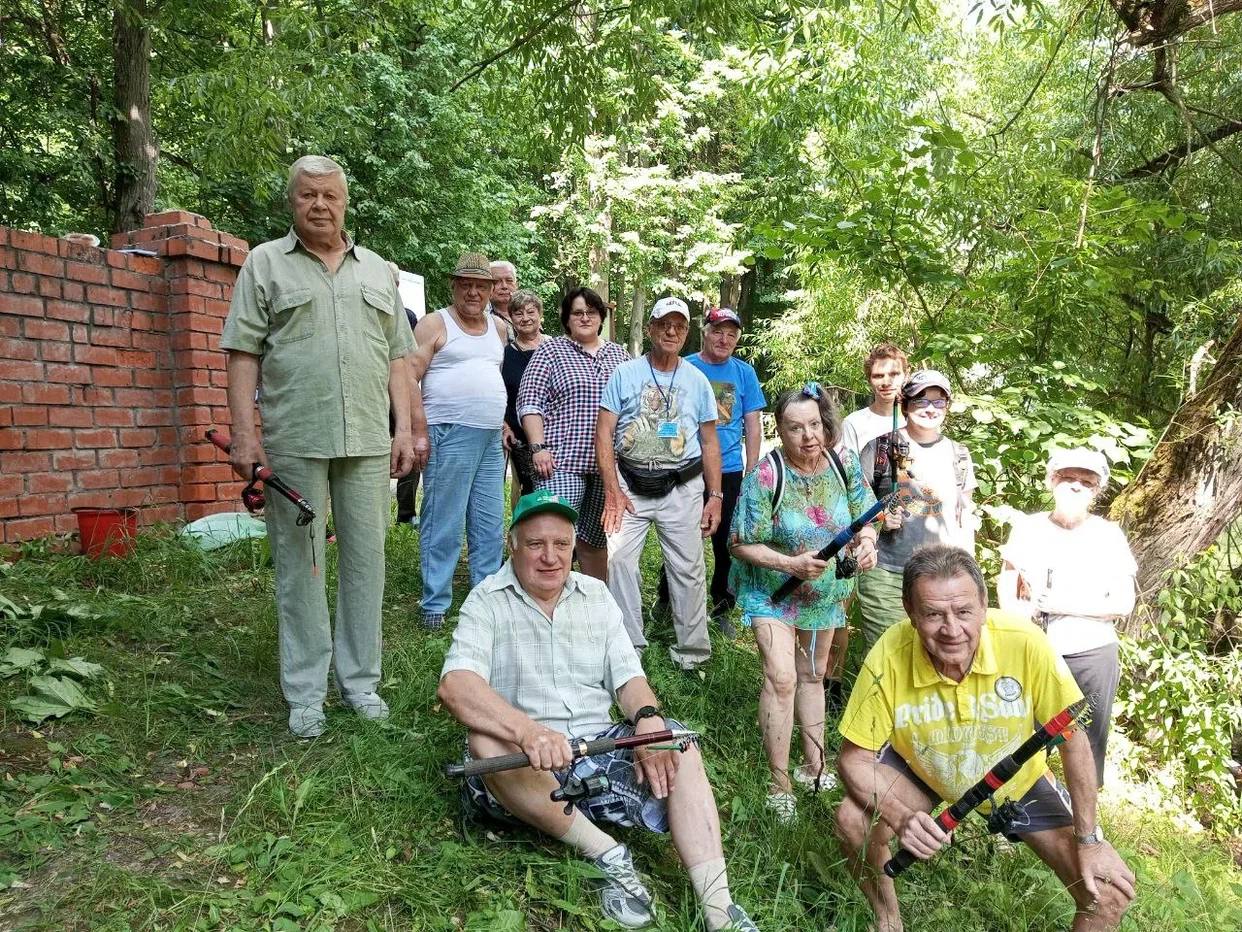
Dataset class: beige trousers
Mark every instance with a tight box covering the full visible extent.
[606,473,711,668]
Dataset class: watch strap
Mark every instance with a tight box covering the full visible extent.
[627,705,662,727]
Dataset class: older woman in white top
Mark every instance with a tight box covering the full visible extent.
[997,448,1136,786]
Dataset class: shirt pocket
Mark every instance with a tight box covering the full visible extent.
[270,288,315,345]
[360,283,395,350]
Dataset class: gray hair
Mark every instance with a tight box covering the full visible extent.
[490,260,517,279]
[901,545,987,611]
[509,289,543,315]
[286,155,348,203]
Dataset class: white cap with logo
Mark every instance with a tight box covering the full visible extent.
[650,296,690,320]
[1046,447,1110,486]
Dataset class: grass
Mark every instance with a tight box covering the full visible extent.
[1,519,1241,931]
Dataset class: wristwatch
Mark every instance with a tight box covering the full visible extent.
[708,490,724,500]
[1076,826,1105,846]
[627,705,662,727]
[529,443,547,454]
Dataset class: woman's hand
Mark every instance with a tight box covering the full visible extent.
[787,549,830,581]
[851,532,878,572]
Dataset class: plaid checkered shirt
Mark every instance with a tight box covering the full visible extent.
[515,336,631,475]
[441,561,645,737]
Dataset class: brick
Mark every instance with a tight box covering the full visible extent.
[58,238,103,261]
[176,386,227,407]
[0,338,37,360]
[188,313,226,335]
[0,383,21,404]
[144,210,201,227]
[40,342,71,363]
[10,230,59,253]
[23,319,70,341]
[0,317,18,336]
[11,272,37,293]
[119,428,157,448]
[0,359,43,380]
[25,428,73,449]
[154,426,178,445]
[113,388,155,407]
[145,504,181,523]
[77,468,120,490]
[0,427,23,450]
[179,483,217,502]
[110,268,163,292]
[18,251,65,277]
[0,293,43,316]
[48,407,93,428]
[0,406,9,427]
[94,408,135,427]
[0,246,15,269]
[46,300,90,323]
[75,428,117,448]
[22,383,70,405]
[88,366,132,388]
[209,371,229,388]
[167,294,206,315]
[62,281,85,301]
[65,260,109,284]
[134,369,172,388]
[86,284,130,308]
[65,491,115,511]
[73,345,121,367]
[137,446,178,466]
[127,254,164,276]
[19,493,64,517]
[76,386,113,405]
[135,408,173,427]
[4,516,55,541]
[28,472,72,493]
[13,406,49,426]
[45,363,91,384]
[130,290,164,313]
[92,326,133,348]
[54,513,78,534]
[36,277,62,299]
[98,448,139,468]
[183,463,235,484]
[5,451,51,473]
[0,475,21,497]
[53,451,96,470]
[131,331,166,352]
[0,497,19,519]
[90,307,114,327]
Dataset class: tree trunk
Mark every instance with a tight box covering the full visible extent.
[628,281,646,357]
[112,0,157,232]
[589,204,611,305]
[1110,308,1242,634]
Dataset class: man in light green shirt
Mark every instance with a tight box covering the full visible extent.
[221,155,425,738]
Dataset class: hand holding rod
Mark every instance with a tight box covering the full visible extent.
[883,698,1088,877]
[771,495,891,603]
[206,429,316,526]
[444,728,699,779]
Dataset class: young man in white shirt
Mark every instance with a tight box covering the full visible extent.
[840,343,908,458]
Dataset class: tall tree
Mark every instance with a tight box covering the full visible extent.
[111,0,156,231]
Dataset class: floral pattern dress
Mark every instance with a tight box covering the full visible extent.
[729,446,876,630]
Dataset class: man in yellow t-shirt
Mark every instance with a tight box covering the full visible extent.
[835,545,1135,932]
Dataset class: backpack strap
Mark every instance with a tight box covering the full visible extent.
[763,448,786,516]
[951,439,969,491]
[828,447,850,492]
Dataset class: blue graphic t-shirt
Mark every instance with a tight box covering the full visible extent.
[600,357,718,468]
[686,353,767,473]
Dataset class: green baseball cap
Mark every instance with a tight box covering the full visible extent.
[511,489,578,528]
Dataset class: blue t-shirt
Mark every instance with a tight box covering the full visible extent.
[686,353,766,473]
[600,357,718,468]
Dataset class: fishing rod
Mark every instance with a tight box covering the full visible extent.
[883,698,1088,878]
[206,429,316,526]
[444,728,699,779]
[771,495,892,603]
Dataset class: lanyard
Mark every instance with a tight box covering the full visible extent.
[647,356,679,417]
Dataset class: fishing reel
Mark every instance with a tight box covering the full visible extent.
[834,554,858,580]
[550,773,612,815]
[241,477,267,515]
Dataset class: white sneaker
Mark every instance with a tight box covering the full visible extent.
[791,764,838,792]
[288,706,326,739]
[765,791,796,824]
[591,844,654,928]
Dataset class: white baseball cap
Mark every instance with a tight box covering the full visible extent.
[650,296,690,320]
[1046,448,1110,486]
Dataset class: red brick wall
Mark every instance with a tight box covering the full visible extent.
[0,211,252,544]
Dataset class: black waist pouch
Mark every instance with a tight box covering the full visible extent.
[618,457,703,498]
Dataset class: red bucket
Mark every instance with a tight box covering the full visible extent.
[73,507,139,559]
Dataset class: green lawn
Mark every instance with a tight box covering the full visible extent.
[1,523,1239,930]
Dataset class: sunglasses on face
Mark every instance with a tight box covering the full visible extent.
[908,397,948,411]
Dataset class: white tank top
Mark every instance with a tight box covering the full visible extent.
[423,308,507,428]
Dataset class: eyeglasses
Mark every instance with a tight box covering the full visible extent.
[908,398,948,411]
[569,309,601,319]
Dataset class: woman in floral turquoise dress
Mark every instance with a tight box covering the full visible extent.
[729,384,878,822]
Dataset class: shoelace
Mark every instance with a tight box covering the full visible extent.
[602,852,651,904]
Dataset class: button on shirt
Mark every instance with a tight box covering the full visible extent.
[516,336,632,474]
[839,610,1083,809]
[220,228,413,458]
[440,561,646,738]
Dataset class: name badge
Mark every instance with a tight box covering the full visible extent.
[657,420,679,439]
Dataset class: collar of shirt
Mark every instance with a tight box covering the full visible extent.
[478,560,584,619]
[911,619,998,687]
[280,226,358,257]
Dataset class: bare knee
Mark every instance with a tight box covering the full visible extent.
[764,665,797,700]
[1071,882,1131,926]
[835,796,869,849]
